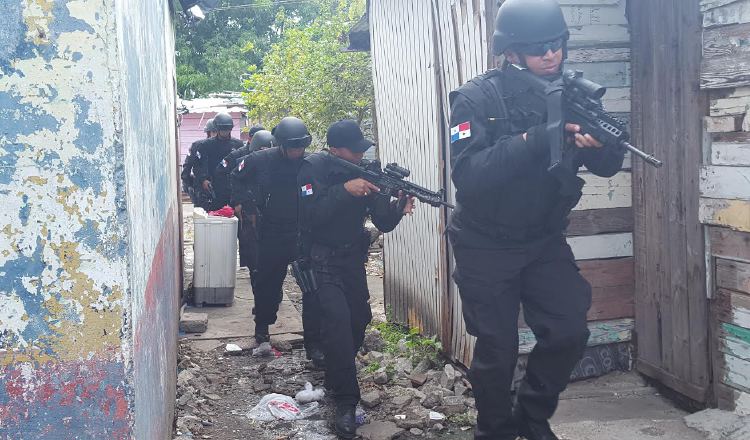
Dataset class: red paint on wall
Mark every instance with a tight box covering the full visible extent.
[132,202,180,439]
[0,359,131,438]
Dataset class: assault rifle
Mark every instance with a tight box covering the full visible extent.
[504,63,662,184]
[329,154,455,209]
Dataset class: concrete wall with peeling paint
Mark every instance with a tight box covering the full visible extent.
[0,1,179,438]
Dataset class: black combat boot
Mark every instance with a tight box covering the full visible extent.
[254,323,270,344]
[306,346,326,369]
[514,405,560,440]
[334,404,357,439]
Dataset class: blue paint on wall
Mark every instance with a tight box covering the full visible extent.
[50,1,95,38]
[0,239,56,356]
[0,2,23,73]
[0,144,25,187]
[121,10,172,221]
[73,96,104,154]
[74,219,102,251]
[0,90,61,184]
[71,52,83,62]
[68,157,104,194]
[39,150,61,167]
[19,195,30,226]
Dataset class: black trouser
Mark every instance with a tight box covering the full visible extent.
[450,233,591,440]
[237,211,259,273]
[253,234,322,349]
[310,243,372,406]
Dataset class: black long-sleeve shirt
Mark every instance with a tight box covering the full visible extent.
[230,147,303,238]
[193,137,243,207]
[448,69,625,246]
[181,139,207,187]
[298,151,405,249]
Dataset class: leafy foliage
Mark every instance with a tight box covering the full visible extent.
[242,0,373,140]
[174,0,322,97]
[373,321,444,366]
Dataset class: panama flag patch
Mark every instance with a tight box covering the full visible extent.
[196,151,202,159]
[300,183,314,197]
[238,159,245,171]
[222,159,228,168]
[450,121,471,143]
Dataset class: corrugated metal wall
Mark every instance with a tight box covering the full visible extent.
[370,0,450,337]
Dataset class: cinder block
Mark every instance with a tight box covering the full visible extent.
[180,312,208,333]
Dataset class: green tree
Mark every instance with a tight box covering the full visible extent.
[242,0,372,141]
[174,0,322,97]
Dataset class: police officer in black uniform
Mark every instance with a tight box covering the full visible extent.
[213,130,277,280]
[297,119,414,439]
[247,124,266,148]
[448,1,624,439]
[230,118,323,366]
[181,118,215,204]
[194,112,244,210]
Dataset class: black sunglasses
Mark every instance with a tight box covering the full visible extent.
[516,38,564,57]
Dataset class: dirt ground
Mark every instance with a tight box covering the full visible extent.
[176,203,713,440]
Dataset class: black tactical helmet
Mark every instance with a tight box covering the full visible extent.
[492,0,569,56]
[247,130,275,151]
[273,117,312,150]
[248,124,265,137]
[203,118,215,133]
[213,112,234,130]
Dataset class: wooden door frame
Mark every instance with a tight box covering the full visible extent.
[630,0,711,403]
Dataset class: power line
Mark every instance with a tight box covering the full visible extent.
[212,0,319,11]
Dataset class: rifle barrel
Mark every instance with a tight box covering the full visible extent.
[621,141,663,168]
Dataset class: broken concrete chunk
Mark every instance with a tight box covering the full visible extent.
[374,371,389,385]
[180,312,208,333]
[409,372,428,388]
[225,343,242,355]
[390,394,412,408]
[357,420,404,440]
[361,390,382,408]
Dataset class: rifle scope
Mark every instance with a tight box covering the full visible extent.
[564,70,606,100]
[385,163,410,179]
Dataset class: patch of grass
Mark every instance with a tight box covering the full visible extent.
[371,321,443,366]
[364,361,381,374]
[448,412,477,427]
[385,362,396,379]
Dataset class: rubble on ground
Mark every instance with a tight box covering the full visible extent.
[174,325,476,440]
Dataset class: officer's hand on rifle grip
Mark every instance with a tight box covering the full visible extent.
[202,180,213,191]
[344,178,380,197]
[565,123,603,149]
[398,191,416,215]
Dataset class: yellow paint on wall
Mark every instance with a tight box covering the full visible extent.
[56,186,83,220]
[23,0,55,46]
[48,241,124,361]
[713,200,750,232]
[25,176,49,186]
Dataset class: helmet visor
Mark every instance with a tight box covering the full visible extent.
[516,37,564,57]
[282,135,312,150]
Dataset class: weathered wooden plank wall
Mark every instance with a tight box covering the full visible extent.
[630,0,710,403]
[370,0,638,368]
[700,0,750,414]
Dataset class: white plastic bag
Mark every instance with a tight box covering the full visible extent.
[247,393,320,422]
[252,341,273,357]
[294,382,325,404]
